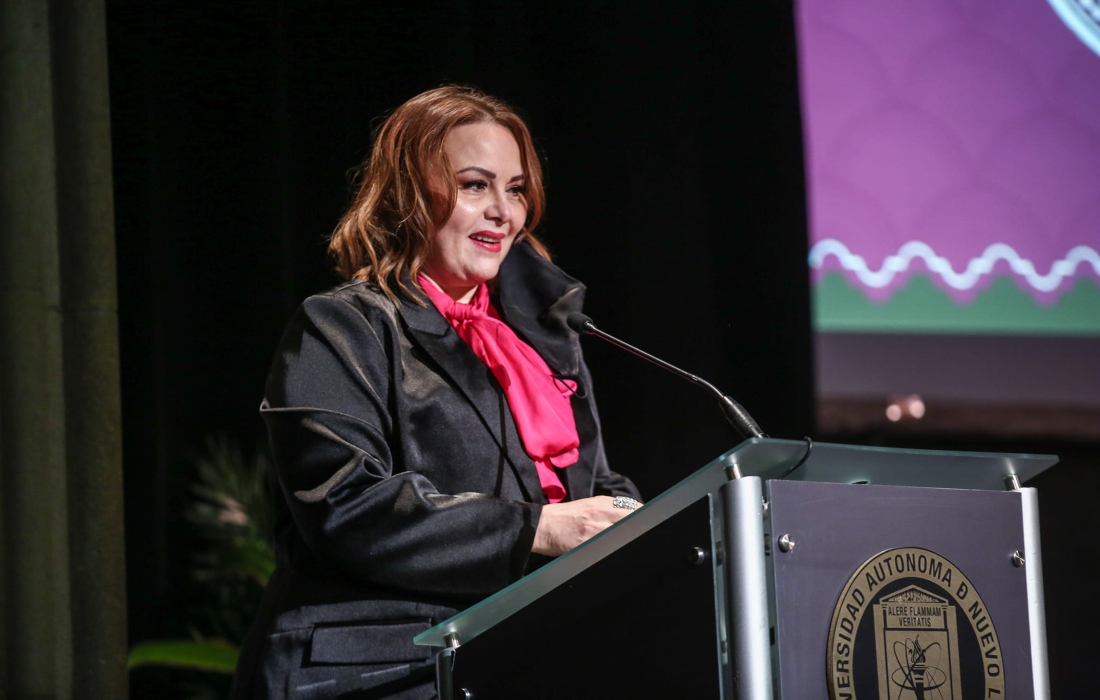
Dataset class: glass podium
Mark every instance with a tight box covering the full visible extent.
[416,438,1056,699]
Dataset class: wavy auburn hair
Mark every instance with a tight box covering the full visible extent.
[329,85,550,303]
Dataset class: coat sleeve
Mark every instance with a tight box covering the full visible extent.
[262,292,540,601]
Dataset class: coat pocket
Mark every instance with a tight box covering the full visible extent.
[308,619,434,665]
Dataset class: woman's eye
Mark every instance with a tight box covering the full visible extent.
[461,179,489,192]
[508,184,526,197]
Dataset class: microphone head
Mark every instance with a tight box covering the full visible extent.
[566,312,593,333]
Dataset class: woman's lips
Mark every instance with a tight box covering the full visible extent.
[469,231,505,253]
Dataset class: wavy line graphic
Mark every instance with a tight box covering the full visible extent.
[808,239,1100,292]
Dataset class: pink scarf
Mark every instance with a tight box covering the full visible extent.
[419,275,578,503]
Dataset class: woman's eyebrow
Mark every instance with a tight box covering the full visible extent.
[457,166,496,178]
[456,166,524,183]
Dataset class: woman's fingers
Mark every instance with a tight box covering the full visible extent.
[531,495,643,557]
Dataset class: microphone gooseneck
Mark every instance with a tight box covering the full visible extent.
[566,312,766,439]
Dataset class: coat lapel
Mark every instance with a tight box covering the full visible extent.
[393,243,588,504]
[396,289,546,503]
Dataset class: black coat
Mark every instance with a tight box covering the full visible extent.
[231,242,639,699]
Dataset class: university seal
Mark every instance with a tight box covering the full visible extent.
[826,547,1004,699]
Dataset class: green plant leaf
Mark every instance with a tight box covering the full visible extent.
[128,639,239,674]
[232,540,276,586]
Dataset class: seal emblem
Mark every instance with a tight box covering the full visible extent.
[827,547,1005,699]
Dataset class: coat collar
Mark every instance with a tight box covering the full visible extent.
[396,240,586,374]
[495,241,586,377]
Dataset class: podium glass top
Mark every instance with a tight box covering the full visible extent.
[726,438,1056,489]
[414,438,1056,647]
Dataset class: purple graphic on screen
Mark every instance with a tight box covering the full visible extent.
[797,0,1100,305]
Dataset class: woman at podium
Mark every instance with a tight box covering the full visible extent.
[230,86,641,699]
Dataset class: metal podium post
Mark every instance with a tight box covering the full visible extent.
[720,475,773,700]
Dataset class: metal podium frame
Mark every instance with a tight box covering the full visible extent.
[415,438,1056,699]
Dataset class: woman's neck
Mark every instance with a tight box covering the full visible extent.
[419,272,477,304]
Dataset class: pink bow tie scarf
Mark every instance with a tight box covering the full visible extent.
[419,276,578,503]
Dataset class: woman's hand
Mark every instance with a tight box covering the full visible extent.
[531,496,642,557]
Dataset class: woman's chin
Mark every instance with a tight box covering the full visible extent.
[464,266,501,287]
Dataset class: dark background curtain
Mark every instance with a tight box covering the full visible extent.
[105,1,1095,697]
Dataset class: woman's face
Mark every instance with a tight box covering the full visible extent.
[422,122,527,303]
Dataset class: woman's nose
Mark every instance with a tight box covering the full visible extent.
[485,189,512,224]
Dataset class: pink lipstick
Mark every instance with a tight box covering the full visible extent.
[469,230,505,253]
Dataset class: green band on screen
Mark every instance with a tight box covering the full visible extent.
[813,272,1100,336]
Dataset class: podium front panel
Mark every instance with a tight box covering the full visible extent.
[445,496,721,699]
[768,480,1035,700]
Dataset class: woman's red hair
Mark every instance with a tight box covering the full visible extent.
[329,85,550,302]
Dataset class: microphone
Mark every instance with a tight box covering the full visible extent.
[567,313,766,440]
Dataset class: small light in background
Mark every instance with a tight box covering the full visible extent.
[908,396,925,419]
[886,394,925,422]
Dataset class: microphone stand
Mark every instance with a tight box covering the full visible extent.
[567,313,766,440]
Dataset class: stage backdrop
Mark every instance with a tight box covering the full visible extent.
[107,3,811,696]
